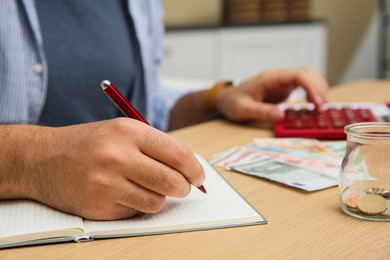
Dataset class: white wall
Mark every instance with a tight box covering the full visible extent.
[340,11,380,84]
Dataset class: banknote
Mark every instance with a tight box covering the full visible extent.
[209,146,242,164]
[321,141,347,158]
[210,146,259,168]
[231,157,338,191]
[253,138,339,158]
[210,138,342,191]
[229,144,341,179]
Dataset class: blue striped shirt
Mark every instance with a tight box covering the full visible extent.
[0,0,188,131]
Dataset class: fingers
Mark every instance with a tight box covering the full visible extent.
[218,67,329,123]
[82,178,167,220]
[241,100,285,122]
[121,152,192,198]
[133,125,206,189]
[84,203,140,221]
[115,180,166,214]
[291,67,329,107]
[259,67,328,107]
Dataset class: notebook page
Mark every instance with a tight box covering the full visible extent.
[84,154,266,237]
[0,200,83,245]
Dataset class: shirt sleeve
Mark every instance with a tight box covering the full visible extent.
[145,0,192,131]
[150,81,191,131]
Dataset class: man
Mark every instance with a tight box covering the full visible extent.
[0,0,328,220]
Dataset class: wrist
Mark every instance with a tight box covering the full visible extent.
[204,81,234,115]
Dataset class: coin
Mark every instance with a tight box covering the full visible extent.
[357,194,388,215]
[379,190,390,199]
[346,194,361,208]
[366,187,384,195]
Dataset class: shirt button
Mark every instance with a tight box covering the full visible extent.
[33,63,43,75]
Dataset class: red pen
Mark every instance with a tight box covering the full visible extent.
[101,80,207,194]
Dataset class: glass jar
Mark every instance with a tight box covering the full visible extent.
[340,122,390,221]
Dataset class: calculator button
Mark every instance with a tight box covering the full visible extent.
[295,121,311,128]
[332,120,346,128]
[344,108,356,121]
[317,121,328,128]
[359,109,371,120]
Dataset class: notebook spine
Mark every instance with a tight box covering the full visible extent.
[74,235,93,243]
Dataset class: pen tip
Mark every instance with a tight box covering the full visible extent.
[101,80,111,90]
[197,185,207,194]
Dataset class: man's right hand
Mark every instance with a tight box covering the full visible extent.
[0,118,205,220]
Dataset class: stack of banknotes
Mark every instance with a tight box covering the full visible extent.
[210,138,346,191]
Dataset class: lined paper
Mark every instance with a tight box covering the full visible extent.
[83,154,266,237]
[0,200,83,238]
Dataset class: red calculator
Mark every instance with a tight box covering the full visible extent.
[274,103,390,140]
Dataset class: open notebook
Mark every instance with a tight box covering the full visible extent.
[0,154,266,248]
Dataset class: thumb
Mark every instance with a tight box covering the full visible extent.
[244,102,284,122]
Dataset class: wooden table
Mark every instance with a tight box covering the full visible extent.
[1,80,390,259]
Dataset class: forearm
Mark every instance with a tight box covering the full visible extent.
[168,81,236,130]
[168,90,209,131]
[0,124,49,200]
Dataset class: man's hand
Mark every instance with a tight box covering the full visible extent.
[0,119,205,220]
[216,67,329,122]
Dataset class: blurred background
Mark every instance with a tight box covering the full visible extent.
[160,0,384,90]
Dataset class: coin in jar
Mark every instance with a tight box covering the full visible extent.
[356,194,388,215]
[365,187,383,194]
[346,194,361,208]
[379,190,390,199]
